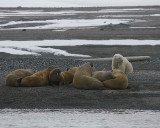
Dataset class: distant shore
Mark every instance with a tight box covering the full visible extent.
[0,6,160,40]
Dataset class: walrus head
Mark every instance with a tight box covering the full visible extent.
[17,78,23,87]
[67,67,78,75]
[78,62,96,75]
[107,71,116,79]
[49,68,61,85]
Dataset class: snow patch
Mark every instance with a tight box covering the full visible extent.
[130,27,158,29]
[151,14,160,16]
[0,19,131,30]
[0,10,76,17]
[0,40,160,56]
[98,15,149,18]
[0,47,39,55]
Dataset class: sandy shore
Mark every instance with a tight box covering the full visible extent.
[0,6,160,109]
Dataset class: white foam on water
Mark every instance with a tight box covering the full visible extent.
[0,109,160,128]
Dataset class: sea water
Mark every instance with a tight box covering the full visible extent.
[0,109,160,128]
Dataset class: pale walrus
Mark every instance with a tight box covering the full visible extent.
[20,67,61,87]
[103,69,128,90]
[6,69,35,87]
[92,71,115,82]
[73,62,104,90]
[59,71,74,85]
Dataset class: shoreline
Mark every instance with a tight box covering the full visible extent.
[0,6,160,110]
[0,53,160,110]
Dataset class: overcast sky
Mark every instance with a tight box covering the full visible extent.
[0,0,160,7]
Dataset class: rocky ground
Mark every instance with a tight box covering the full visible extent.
[0,6,160,109]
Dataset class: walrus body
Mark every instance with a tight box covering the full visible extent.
[103,69,128,90]
[92,71,115,82]
[67,67,78,75]
[20,67,61,87]
[59,71,74,85]
[6,69,35,87]
[73,62,104,90]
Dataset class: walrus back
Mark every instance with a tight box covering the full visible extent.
[73,62,104,90]
[20,68,49,87]
[6,69,35,87]
[92,71,115,82]
[60,71,74,85]
[67,67,78,75]
[73,75,104,90]
[103,70,128,90]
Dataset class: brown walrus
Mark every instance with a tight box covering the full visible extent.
[20,67,61,87]
[6,69,35,87]
[59,71,74,85]
[103,69,128,90]
[92,71,115,82]
[73,62,104,90]
[67,67,78,75]
[48,68,61,85]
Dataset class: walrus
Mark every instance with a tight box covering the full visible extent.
[20,67,61,87]
[48,68,61,85]
[73,62,104,90]
[103,69,128,90]
[59,71,74,85]
[92,71,115,82]
[67,67,78,75]
[6,69,35,87]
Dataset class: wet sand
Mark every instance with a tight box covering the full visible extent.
[0,6,160,109]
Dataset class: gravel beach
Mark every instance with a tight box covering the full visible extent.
[0,6,160,110]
